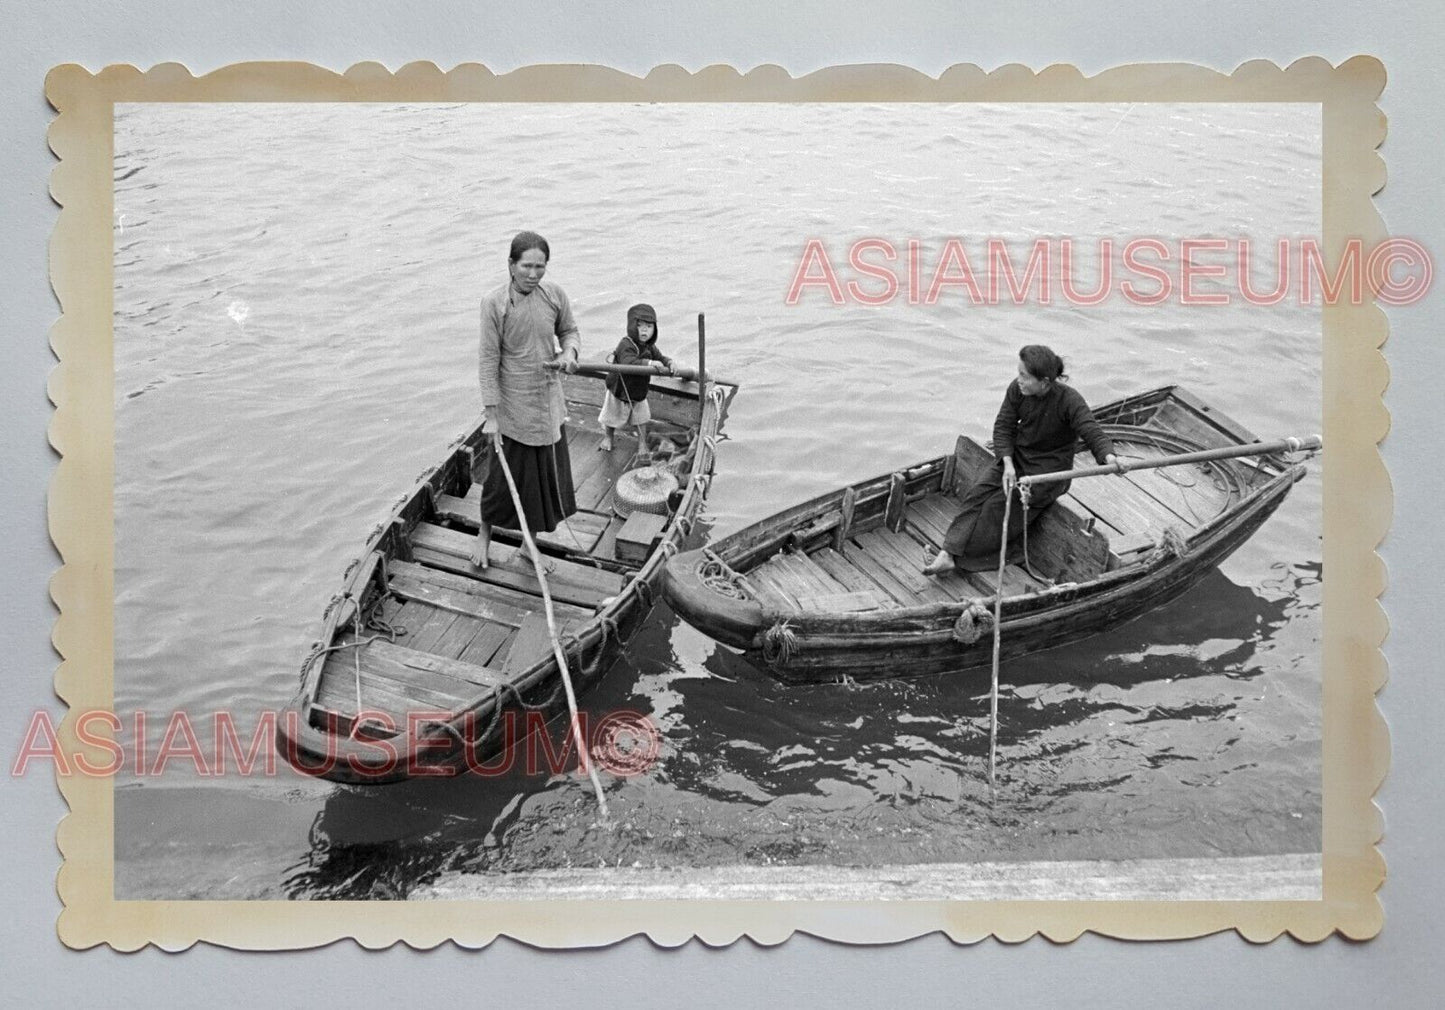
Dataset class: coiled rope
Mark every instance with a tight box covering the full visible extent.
[698,553,749,601]
[761,619,800,668]
[951,600,995,645]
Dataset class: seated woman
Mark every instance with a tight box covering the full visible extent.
[924,344,1121,575]
[470,230,581,570]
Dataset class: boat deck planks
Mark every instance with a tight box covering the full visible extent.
[563,427,610,489]
[783,550,851,596]
[1056,492,1125,539]
[573,441,643,514]
[771,551,837,599]
[456,623,516,668]
[366,639,506,697]
[427,611,491,661]
[1063,464,1188,542]
[316,638,499,723]
[748,564,804,612]
[501,611,579,675]
[855,528,959,605]
[388,559,590,625]
[402,603,462,654]
[411,521,624,610]
[433,488,610,553]
[1113,441,1235,525]
[839,539,926,607]
[809,547,903,609]
[1147,400,1241,453]
[907,493,958,545]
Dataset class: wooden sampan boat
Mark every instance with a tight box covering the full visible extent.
[278,367,735,783]
[663,386,1315,683]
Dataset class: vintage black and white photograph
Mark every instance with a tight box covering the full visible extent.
[96,93,1335,908]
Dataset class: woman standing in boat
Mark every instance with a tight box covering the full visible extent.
[469,231,581,569]
[924,345,1122,575]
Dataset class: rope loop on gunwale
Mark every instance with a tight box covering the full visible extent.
[761,619,800,668]
[951,600,996,646]
[1147,525,1191,564]
[698,554,749,601]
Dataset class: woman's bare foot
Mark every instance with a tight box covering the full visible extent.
[922,549,955,576]
[598,437,613,452]
[516,548,555,575]
[469,522,492,569]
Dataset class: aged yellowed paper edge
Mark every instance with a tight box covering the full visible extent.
[47,58,1388,949]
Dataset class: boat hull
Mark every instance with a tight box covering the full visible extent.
[278,373,733,783]
[663,385,1312,683]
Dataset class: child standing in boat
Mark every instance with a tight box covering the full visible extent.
[598,303,676,452]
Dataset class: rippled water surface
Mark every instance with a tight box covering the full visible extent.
[111,103,1322,898]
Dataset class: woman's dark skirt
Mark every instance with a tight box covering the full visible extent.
[478,434,577,534]
[942,458,1069,570]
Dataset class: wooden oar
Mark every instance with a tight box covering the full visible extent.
[1017,434,1321,487]
[488,432,610,824]
[544,359,709,383]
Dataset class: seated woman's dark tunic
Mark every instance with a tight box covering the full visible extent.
[943,379,1115,569]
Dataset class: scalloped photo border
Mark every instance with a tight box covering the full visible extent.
[46,58,1389,949]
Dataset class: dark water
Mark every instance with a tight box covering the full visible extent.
[111,102,1322,898]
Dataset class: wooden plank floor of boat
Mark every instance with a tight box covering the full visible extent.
[748,489,1061,612]
[315,422,650,727]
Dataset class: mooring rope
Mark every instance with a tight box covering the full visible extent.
[951,600,994,645]
[761,619,800,668]
[988,480,1012,797]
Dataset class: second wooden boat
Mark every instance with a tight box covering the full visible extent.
[663,386,1315,683]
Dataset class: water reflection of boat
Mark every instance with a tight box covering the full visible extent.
[664,386,1314,683]
[277,369,734,783]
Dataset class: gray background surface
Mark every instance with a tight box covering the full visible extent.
[1,1,1438,1004]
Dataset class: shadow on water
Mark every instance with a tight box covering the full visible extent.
[278,557,1320,895]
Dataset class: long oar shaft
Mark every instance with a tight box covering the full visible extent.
[1018,434,1321,487]
[544,359,704,382]
[489,434,610,823]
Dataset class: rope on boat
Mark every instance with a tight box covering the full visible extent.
[492,432,610,823]
[597,614,622,654]
[761,619,800,668]
[298,642,324,684]
[350,607,364,730]
[987,482,1012,797]
[1014,481,1050,584]
[698,553,749,601]
[300,590,404,685]
[1099,423,1248,526]
[1148,525,1191,563]
[951,600,995,645]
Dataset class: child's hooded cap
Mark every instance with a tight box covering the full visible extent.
[626,303,659,340]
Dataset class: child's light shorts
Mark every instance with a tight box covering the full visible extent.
[599,390,651,428]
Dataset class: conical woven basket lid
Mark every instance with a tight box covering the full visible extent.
[613,465,679,518]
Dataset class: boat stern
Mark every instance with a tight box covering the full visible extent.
[663,548,766,650]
